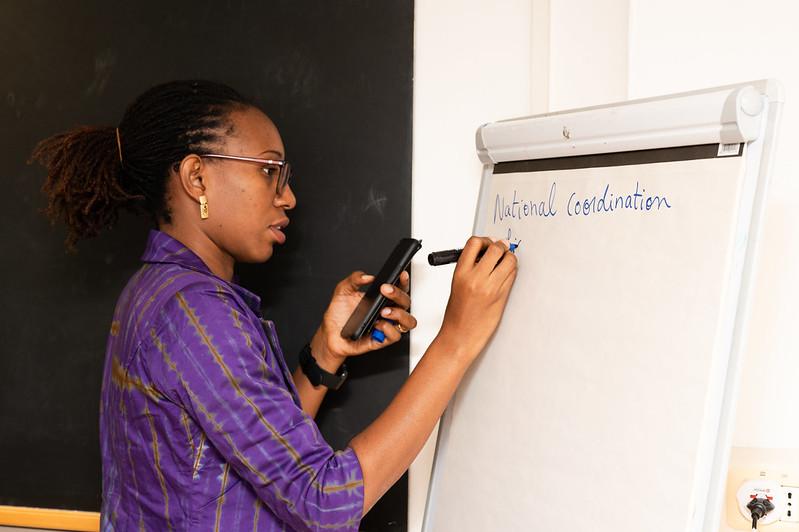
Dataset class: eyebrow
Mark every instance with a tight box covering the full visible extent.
[259,149,284,158]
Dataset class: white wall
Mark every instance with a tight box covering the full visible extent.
[548,0,629,110]
[627,0,799,448]
[412,1,798,530]
[626,1,799,529]
[410,1,533,530]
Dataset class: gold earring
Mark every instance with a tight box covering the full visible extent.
[199,195,209,219]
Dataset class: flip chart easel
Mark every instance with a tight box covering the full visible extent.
[423,80,783,532]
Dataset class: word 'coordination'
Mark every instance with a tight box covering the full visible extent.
[494,182,672,223]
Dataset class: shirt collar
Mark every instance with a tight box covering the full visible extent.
[140,229,263,314]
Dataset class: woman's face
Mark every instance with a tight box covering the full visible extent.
[201,106,296,264]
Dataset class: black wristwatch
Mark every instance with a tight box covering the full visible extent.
[299,344,348,390]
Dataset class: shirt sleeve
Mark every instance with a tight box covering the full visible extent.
[145,282,364,532]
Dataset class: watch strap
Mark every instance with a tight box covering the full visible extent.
[299,343,347,390]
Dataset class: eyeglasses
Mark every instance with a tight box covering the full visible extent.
[200,153,293,195]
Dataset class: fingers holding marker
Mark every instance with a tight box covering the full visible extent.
[446,236,514,272]
[370,320,398,344]
[371,308,416,343]
[380,306,417,331]
[491,246,518,283]
[381,319,404,343]
[474,239,510,276]
[355,237,517,346]
[457,236,494,270]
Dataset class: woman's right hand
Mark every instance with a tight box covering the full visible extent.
[351,237,517,513]
[438,236,518,362]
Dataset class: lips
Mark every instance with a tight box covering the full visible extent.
[269,218,289,244]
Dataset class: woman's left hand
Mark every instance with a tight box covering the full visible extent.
[310,270,416,370]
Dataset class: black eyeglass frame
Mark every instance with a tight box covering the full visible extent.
[200,153,293,195]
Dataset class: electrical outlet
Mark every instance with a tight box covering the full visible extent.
[737,479,786,525]
[784,486,799,523]
[725,447,799,530]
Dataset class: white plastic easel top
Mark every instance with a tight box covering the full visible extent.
[476,79,784,164]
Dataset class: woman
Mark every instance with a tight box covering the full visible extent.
[32,80,517,531]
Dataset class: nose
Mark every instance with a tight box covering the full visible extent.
[275,183,296,210]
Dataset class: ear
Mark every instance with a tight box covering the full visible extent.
[174,154,206,201]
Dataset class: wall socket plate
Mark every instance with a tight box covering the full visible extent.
[784,486,799,523]
[725,447,799,530]
[737,479,786,525]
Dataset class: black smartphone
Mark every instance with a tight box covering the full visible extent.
[340,238,423,341]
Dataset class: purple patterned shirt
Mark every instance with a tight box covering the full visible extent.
[99,229,364,531]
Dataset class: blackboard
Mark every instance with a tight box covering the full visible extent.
[0,2,413,530]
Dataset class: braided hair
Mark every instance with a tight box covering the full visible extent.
[31,80,254,250]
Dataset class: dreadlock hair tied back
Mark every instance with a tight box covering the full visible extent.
[31,80,254,251]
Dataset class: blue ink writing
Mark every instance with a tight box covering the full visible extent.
[566,182,671,217]
[492,181,672,222]
[494,182,558,223]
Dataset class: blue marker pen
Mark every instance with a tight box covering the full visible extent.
[370,319,397,343]
[427,242,518,266]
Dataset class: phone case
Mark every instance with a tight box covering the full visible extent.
[340,238,422,341]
